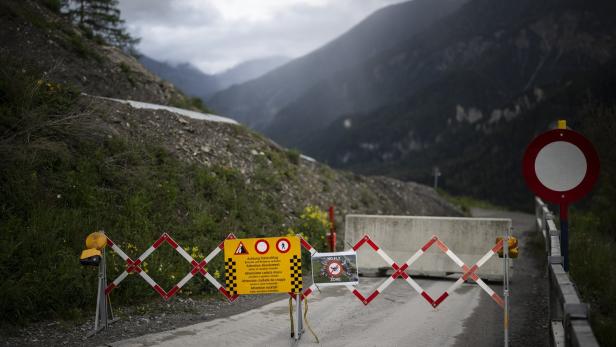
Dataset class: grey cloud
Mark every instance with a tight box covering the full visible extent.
[118,0,407,73]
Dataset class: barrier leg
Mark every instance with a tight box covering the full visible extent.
[294,293,303,341]
[503,228,510,347]
[87,249,119,338]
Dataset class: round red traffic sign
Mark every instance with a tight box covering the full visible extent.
[522,128,599,204]
[276,238,290,253]
[254,239,269,254]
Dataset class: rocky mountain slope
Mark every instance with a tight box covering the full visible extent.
[207,0,616,209]
[298,0,616,208]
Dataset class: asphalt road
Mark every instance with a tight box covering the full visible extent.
[111,209,547,347]
[111,277,485,347]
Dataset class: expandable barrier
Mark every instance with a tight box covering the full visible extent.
[100,231,507,306]
[291,234,506,309]
[92,229,512,342]
[105,233,238,302]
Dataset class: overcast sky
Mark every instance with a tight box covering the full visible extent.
[118,0,408,74]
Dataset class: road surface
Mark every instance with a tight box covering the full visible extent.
[111,209,547,347]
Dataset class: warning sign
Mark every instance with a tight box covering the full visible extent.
[234,242,249,255]
[311,251,359,287]
[224,236,302,295]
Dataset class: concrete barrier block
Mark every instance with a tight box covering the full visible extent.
[345,215,512,280]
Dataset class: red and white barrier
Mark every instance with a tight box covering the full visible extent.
[291,234,504,309]
[105,233,238,301]
[104,231,503,309]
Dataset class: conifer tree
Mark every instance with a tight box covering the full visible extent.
[64,0,139,52]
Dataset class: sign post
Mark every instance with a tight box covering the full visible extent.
[522,120,599,271]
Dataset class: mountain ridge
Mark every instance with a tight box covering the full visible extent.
[208,0,467,128]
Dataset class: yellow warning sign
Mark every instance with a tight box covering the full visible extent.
[224,236,302,295]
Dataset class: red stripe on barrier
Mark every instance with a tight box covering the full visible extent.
[492,239,503,253]
[152,234,166,249]
[217,241,225,250]
[165,235,178,249]
[462,265,478,281]
[352,289,380,305]
[436,239,449,253]
[391,263,409,279]
[104,283,116,295]
[366,237,379,251]
[191,260,199,267]
[218,287,238,302]
[365,290,380,304]
[352,237,368,251]
[421,236,438,251]
[107,238,115,246]
[300,238,313,251]
[352,289,366,303]
[166,285,180,299]
[433,292,449,307]
[421,291,434,305]
[153,284,167,299]
[491,293,505,308]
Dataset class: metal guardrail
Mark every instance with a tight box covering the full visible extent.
[535,197,600,347]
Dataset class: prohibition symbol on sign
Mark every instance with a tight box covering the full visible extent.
[327,260,343,277]
[255,239,269,254]
[276,238,290,253]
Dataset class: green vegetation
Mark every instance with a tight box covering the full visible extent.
[436,189,505,215]
[0,61,292,326]
[285,148,301,165]
[169,93,214,114]
[568,103,616,346]
[570,212,616,345]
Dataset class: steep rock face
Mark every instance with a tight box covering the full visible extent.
[208,0,466,129]
[271,0,616,208]
[0,0,187,105]
[269,0,616,147]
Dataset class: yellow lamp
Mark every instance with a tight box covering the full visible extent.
[86,232,107,250]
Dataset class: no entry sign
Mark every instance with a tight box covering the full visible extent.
[523,128,599,204]
[224,236,302,295]
[522,124,599,271]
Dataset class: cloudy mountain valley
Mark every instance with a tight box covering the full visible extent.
[1,0,616,346]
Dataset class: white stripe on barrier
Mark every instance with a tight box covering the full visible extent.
[204,272,222,289]
[110,244,129,261]
[376,276,395,293]
[176,272,194,289]
[113,271,128,286]
[476,250,495,267]
[138,246,156,262]
[139,271,157,287]
[445,249,465,267]
[376,249,395,266]
[404,276,425,295]
[404,250,424,267]
[175,246,194,263]
[476,278,495,296]
[205,247,221,263]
